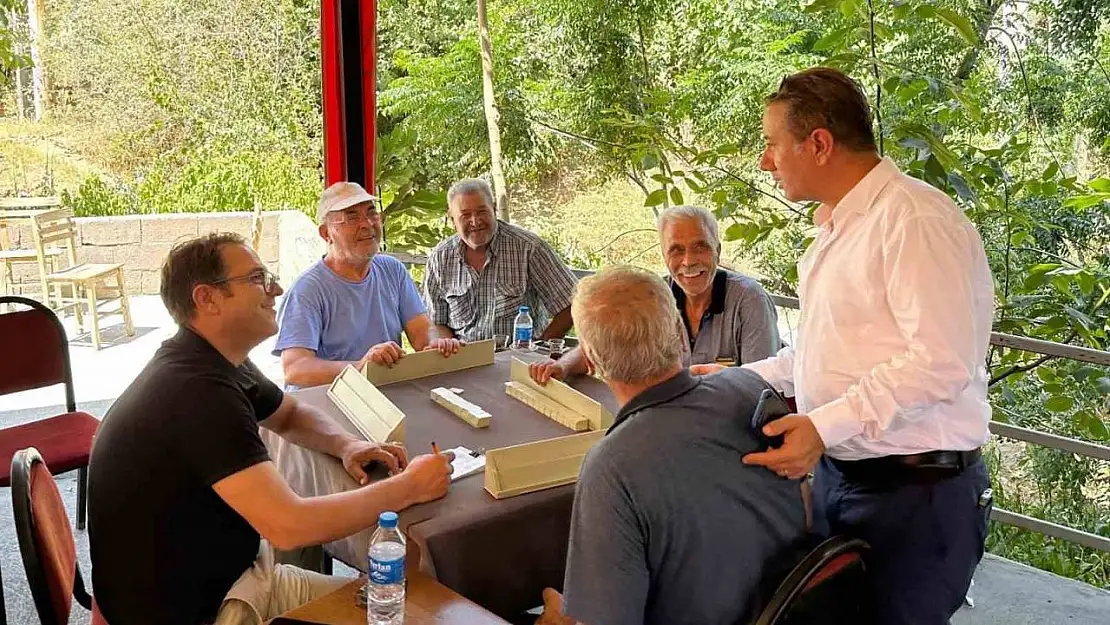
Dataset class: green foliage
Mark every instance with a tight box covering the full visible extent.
[9,0,1110,587]
[62,174,133,217]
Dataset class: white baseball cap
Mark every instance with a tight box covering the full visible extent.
[317,181,378,224]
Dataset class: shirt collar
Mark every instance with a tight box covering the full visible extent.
[608,370,701,434]
[176,325,237,371]
[813,157,899,230]
[669,268,727,315]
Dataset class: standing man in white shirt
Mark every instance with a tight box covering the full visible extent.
[722,67,995,624]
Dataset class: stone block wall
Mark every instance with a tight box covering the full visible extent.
[3,211,291,296]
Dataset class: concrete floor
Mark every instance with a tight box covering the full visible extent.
[1,296,1108,624]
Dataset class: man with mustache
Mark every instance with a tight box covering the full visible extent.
[275,182,461,389]
[424,178,578,343]
[530,204,779,385]
[89,233,453,625]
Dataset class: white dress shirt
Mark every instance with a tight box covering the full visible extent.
[745,158,994,460]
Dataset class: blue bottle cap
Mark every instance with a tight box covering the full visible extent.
[378,511,399,528]
[519,306,530,312]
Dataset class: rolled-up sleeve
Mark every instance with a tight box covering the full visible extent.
[527,241,577,315]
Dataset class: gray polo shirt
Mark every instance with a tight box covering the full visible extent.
[563,368,807,625]
[669,268,780,365]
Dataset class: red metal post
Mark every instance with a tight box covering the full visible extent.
[321,0,346,186]
[321,0,376,189]
[359,0,377,190]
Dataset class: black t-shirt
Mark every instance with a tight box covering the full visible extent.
[89,327,284,625]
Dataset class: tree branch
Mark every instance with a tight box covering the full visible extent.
[956,0,1009,80]
[865,0,884,155]
[989,352,1057,386]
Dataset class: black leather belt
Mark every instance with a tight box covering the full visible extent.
[829,449,981,486]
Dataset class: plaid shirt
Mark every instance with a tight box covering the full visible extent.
[424,221,578,341]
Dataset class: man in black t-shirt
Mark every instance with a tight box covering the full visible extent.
[89,233,454,625]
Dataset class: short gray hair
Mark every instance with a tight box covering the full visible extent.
[656,205,720,248]
[447,178,495,212]
[571,266,684,384]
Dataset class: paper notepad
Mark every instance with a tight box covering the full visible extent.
[446,445,486,481]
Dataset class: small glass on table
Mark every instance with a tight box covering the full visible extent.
[547,338,565,360]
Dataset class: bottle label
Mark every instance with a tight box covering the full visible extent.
[515,326,532,343]
[369,555,405,585]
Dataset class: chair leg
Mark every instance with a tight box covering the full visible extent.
[86,282,101,349]
[73,282,85,334]
[116,268,135,336]
[77,466,88,531]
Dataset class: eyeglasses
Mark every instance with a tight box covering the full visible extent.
[328,205,381,225]
[210,268,281,294]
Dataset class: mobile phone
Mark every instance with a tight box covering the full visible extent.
[751,387,791,448]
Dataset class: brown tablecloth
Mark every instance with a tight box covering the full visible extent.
[276,350,616,619]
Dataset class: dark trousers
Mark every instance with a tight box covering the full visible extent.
[811,455,992,625]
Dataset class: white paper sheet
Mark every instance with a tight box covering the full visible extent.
[446,445,486,481]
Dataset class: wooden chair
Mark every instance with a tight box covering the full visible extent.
[28,208,135,349]
[11,447,109,625]
[249,200,264,252]
[0,197,65,304]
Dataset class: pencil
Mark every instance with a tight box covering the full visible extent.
[431,441,441,456]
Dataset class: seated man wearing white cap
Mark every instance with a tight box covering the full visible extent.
[275,182,460,389]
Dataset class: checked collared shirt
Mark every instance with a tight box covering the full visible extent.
[424,220,577,341]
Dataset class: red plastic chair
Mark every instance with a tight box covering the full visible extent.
[0,296,99,530]
[11,447,107,624]
[751,535,873,625]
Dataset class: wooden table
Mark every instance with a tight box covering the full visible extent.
[267,350,616,619]
[274,573,509,624]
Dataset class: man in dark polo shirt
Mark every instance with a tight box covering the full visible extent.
[89,233,453,625]
[529,205,778,385]
[536,266,807,625]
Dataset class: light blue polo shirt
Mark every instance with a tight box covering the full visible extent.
[274,255,425,368]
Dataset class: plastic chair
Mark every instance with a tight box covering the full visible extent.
[11,447,107,624]
[0,295,99,529]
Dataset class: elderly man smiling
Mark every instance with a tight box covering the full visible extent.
[424,178,578,342]
[275,182,460,389]
[531,205,779,384]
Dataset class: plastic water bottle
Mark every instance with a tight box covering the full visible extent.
[367,511,405,625]
[513,306,533,350]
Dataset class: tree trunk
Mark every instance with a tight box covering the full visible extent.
[26,0,47,120]
[12,10,26,121]
[955,0,1008,81]
[476,0,510,222]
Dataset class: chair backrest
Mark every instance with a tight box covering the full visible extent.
[751,535,873,625]
[29,208,79,269]
[0,296,75,410]
[0,197,62,210]
[249,200,264,252]
[11,447,94,625]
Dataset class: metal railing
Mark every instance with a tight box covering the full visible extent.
[772,294,1110,553]
[390,253,1110,553]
